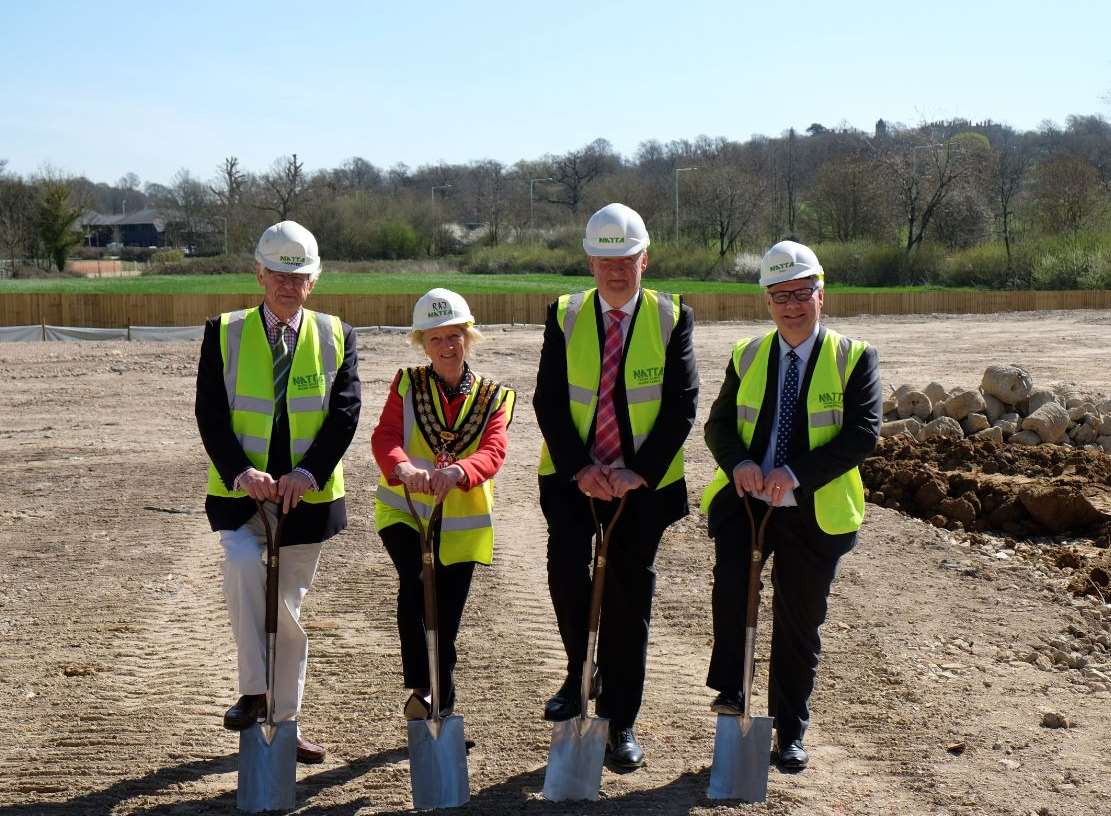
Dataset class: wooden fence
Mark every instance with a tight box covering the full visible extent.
[2,290,1111,329]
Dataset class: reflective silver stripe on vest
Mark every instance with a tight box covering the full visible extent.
[238,433,268,454]
[224,309,248,410]
[235,395,273,414]
[737,404,759,423]
[289,396,325,414]
[627,383,663,404]
[292,438,312,455]
[633,433,648,449]
[376,487,492,529]
[562,291,586,349]
[811,409,843,428]
[657,293,676,349]
[835,335,852,391]
[408,455,435,470]
[568,384,595,404]
[735,338,765,385]
[441,514,493,532]
[315,312,337,410]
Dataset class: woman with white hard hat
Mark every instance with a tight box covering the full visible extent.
[370,288,516,720]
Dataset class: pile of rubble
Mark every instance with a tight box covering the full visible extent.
[862,434,1111,598]
[881,364,1111,452]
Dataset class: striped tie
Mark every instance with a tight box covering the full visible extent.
[774,349,800,468]
[272,323,291,420]
[592,309,625,466]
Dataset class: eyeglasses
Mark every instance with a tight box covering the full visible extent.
[268,271,311,287]
[768,287,818,304]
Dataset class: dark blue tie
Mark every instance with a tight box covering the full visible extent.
[774,349,800,468]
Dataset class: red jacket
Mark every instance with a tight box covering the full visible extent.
[371,369,508,490]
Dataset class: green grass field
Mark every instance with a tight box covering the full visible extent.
[0,270,958,296]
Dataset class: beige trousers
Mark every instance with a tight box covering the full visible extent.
[221,509,323,723]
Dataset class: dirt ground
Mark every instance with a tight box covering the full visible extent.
[2,309,1111,816]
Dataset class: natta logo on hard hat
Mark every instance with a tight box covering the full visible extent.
[279,255,306,264]
[596,236,626,244]
[768,261,797,273]
[427,300,454,318]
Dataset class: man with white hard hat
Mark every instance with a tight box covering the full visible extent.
[196,220,361,764]
[534,203,698,771]
[700,240,880,771]
[371,288,515,722]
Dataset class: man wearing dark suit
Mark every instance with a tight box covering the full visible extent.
[534,203,698,771]
[701,240,881,771]
[195,221,361,765]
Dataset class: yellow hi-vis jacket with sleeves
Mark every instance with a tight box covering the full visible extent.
[700,328,869,535]
[374,369,516,566]
[206,306,345,503]
[537,287,684,490]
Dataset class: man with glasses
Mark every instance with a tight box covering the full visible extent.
[700,240,881,771]
[196,220,361,765]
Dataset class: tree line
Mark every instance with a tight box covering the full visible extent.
[2,113,1111,282]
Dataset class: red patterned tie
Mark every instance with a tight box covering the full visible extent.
[592,309,626,466]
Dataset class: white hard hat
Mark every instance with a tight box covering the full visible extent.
[583,203,650,257]
[759,240,824,287]
[255,220,321,276]
[412,288,474,331]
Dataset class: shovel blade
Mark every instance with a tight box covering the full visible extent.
[543,716,609,802]
[707,714,774,802]
[407,714,470,809]
[237,720,298,812]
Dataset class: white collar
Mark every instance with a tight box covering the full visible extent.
[778,324,820,361]
[597,290,638,318]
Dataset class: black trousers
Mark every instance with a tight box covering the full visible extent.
[380,523,475,707]
[542,484,669,730]
[707,499,855,744]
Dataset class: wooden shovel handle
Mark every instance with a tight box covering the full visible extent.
[256,500,286,637]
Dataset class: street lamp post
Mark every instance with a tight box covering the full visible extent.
[431,184,452,255]
[529,177,555,238]
[674,167,697,242]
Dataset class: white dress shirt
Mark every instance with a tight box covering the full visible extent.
[597,291,638,344]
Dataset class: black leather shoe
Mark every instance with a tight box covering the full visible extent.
[543,675,581,721]
[605,725,645,772]
[778,738,809,771]
[223,694,266,731]
[710,690,744,716]
[543,672,599,722]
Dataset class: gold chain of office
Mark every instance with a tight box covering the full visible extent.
[409,366,501,467]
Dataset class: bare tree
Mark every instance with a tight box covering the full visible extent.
[1030,154,1104,235]
[149,169,213,251]
[884,134,981,255]
[992,139,1029,268]
[210,156,246,253]
[689,152,766,264]
[0,174,36,277]
[811,156,886,241]
[259,153,306,221]
[546,139,620,214]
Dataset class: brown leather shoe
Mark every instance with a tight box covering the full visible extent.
[297,736,326,764]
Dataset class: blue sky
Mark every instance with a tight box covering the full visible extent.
[3,0,1109,185]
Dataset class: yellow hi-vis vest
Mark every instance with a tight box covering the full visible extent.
[206,306,345,503]
[537,288,683,490]
[374,368,516,566]
[700,328,869,535]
